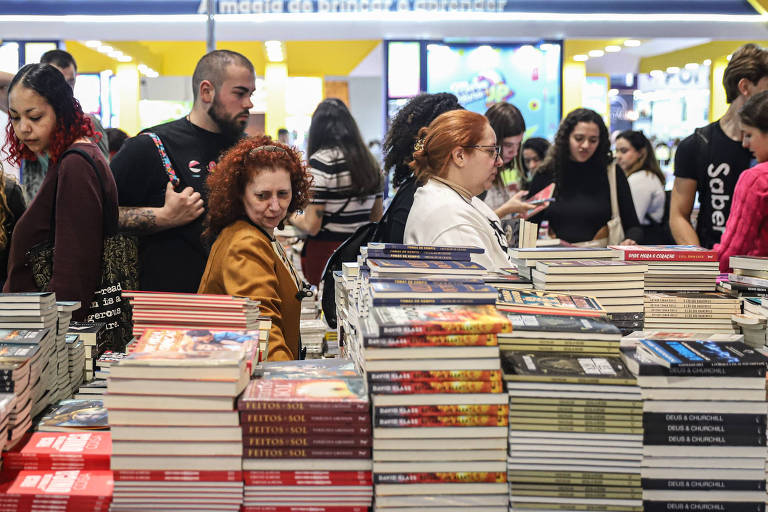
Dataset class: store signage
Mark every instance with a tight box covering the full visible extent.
[0,0,756,15]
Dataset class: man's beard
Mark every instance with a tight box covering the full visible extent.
[208,96,248,142]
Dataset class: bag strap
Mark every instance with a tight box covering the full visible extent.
[61,147,116,236]
[607,162,620,222]
[144,132,180,186]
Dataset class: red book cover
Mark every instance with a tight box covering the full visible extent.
[363,333,497,348]
[243,435,371,449]
[244,447,371,459]
[373,404,509,418]
[374,471,506,484]
[239,411,370,425]
[367,369,502,383]
[242,423,371,438]
[112,469,242,482]
[610,244,718,262]
[520,182,555,220]
[238,378,368,413]
[369,380,503,394]
[244,470,371,486]
[374,414,507,428]
[5,470,114,498]
[13,432,111,460]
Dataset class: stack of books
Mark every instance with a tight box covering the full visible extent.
[355,304,511,512]
[53,302,80,403]
[502,350,642,512]
[0,293,58,415]
[65,334,84,395]
[509,246,617,280]
[37,398,108,433]
[622,337,768,512]
[718,256,768,298]
[68,322,107,383]
[611,245,719,292]
[3,431,111,471]
[0,470,113,511]
[105,328,256,512]
[643,292,740,334]
[238,361,372,511]
[0,330,46,446]
[0,394,14,457]
[495,288,607,319]
[300,318,328,359]
[737,298,768,347]
[531,259,647,331]
[124,290,267,335]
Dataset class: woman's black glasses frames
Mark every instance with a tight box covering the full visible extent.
[463,145,502,159]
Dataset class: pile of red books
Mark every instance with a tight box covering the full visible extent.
[0,469,113,511]
[111,470,243,511]
[238,360,372,511]
[3,432,110,471]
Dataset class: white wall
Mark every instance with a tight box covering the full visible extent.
[348,76,384,146]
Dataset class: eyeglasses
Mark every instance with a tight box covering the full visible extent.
[464,145,501,160]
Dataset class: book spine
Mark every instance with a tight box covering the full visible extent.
[374,404,508,417]
[643,413,766,427]
[369,380,503,394]
[371,297,496,306]
[241,423,371,437]
[242,435,371,448]
[642,501,764,512]
[641,478,766,491]
[241,507,369,512]
[367,369,501,382]
[638,364,766,377]
[374,471,506,484]
[244,470,370,481]
[374,414,507,428]
[363,334,497,348]
[365,250,472,261]
[377,322,506,337]
[112,470,242,481]
[621,250,717,262]
[238,412,370,424]
[643,432,766,446]
[244,447,371,459]
[237,401,369,413]
[368,243,482,253]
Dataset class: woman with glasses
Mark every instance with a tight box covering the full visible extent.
[528,108,641,245]
[404,110,534,271]
[198,136,312,361]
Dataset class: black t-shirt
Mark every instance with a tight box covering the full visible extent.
[528,159,642,244]
[375,176,419,244]
[111,117,236,292]
[674,120,753,249]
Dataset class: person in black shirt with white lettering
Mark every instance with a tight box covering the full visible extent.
[111,50,256,292]
[670,43,768,249]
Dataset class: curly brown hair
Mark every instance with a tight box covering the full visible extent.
[203,135,312,242]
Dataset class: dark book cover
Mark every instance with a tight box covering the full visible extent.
[371,296,497,306]
[364,249,472,261]
[243,423,372,438]
[367,258,486,275]
[501,351,635,384]
[643,413,766,427]
[639,339,768,372]
[641,478,765,491]
[643,501,764,512]
[497,289,605,316]
[240,411,370,425]
[643,432,766,446]
[0,328,50,345]
[366,242,484,254]
[244,447,371,459]
[242,435,371,448]
[237,378,368,412]
[503,312,620,335]
[366,305,512,337]
[244,470,371,486]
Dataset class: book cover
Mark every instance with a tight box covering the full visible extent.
[15,432,111,460]
[502,313,620,336]
[244,447,371,459]
[366,243,484,254]
[374,415,507,428]
[366,305,512,337]
[242,435,371,448]
[374,404,508,418]
[111,469,242,482]
[369,279,497,298]
[496,289,606,317]
[0,328,50,345]
[366,259,486,275]
[374,471,505,484]
[0,292,55,304]
[238,378,368,412]
[37,400,108,431]
[4,470,114,497]
[362,333,497,348]
[730,255,768,271]
[638,340,768,371]
[259,359,358,380]
[367,369,502,383]
[369,380,503,394]
[611,244,718,262]
[520,183,555,220]
[364,249,472,262]
[641,478,765,491]
[501,351,635,385]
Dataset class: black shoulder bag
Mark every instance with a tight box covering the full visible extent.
[26,147,138,351]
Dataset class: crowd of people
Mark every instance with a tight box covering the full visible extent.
[0,42,766,360]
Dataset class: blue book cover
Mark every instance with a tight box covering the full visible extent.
[367,259,486,275]
[363,249,472,262]
[639,339,768,373]
[371,296,497,306]
[366,243,483,254]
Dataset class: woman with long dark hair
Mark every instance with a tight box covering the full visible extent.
[289,98,382,285]
[2,64,117,319]
[521,137,550,175]
[615,130,668,243]
[528,108,641,245]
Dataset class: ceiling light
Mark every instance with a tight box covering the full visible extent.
[666,66,680,73]
[588,50,605,58]
[107,51,123,59]
[605,45,622,53]
[117,55,132,62]
[97,45,113,54]
[703,59,712,66]
[573,54,589,62]
[624,39,641,47]
[685,62,699,70]
[84,40,101,48]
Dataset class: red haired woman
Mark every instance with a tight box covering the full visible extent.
[3,64,117,319]
[198,135,312,361]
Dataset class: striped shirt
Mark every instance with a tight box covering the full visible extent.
[308,147,382,240]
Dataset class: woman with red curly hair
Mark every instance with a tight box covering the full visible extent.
[198,135,312,361]
[3,64,117,320]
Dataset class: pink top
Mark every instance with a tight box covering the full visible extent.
[715,160,768,272]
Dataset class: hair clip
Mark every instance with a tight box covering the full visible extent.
[414,137,426,152]
[250,145,287,156]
